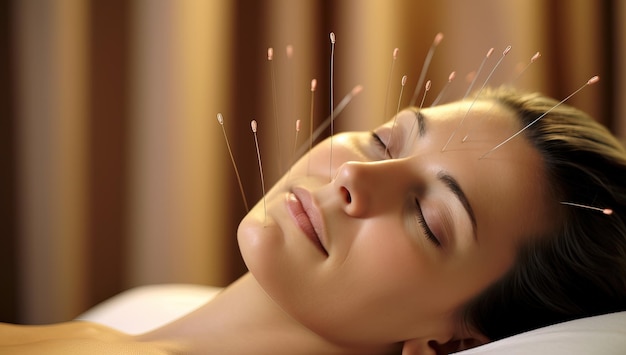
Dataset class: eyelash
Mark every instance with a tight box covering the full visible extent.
[370,132,441,247]
[415,200,441,247]
[370,131,392,159]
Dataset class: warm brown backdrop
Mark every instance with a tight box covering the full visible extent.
[1,0,624,324]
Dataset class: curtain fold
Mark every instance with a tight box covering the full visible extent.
[14,0,89,323]
[3,0,623,324]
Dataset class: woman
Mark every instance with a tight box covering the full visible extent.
[2,87,625,354]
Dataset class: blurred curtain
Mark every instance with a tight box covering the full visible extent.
[1,0,623,324]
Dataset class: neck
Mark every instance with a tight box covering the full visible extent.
[137,273,395,355]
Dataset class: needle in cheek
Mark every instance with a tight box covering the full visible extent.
[308,78,317,175]
[268,47,282,175]
[286,119,301,184]
[251,120,267,225]
[329,32,336,181]
[217,113,249,212]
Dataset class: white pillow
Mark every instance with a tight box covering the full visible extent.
[78,284,626,353]
[456,311,626,354]
[76,284,221,335]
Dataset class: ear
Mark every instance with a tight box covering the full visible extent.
[402,334,489,355]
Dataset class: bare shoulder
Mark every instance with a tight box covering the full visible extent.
[0,321,187,354]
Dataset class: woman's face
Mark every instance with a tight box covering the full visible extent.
[238,100,554,346]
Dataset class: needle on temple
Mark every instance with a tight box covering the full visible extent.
[217,113,249,212]
[329,32,336,181]
[560,202,613,215]
[385,75,408,158]
[410,33,443,106]
[442,45,512,151]
[308,79,317,175]
[480,75,600,159]
[251,120,267,225]
[431,71,456,107]
[383,48,400,122]
[268,47,282,174]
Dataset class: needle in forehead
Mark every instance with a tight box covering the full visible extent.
[406,80,431,148]
[480,75,600,159]
[383,48,400,123]
[441,45,512,152]
[386,75,408,158]
[431,71,456,107]
[464,47,494,99]
[510,51,541,84]
[410,32,443,106]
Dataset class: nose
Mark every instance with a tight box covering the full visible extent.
[333,160,405,217]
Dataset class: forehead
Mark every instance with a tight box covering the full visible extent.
[417,100,553,243]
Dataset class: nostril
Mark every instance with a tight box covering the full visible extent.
[341,186,352,203]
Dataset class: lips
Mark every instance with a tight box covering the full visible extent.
[286,189,328,256]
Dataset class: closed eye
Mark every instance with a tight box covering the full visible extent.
[416,199,441,247]
[370,131,392,159]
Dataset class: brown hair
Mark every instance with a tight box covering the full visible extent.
[463,87,626,340]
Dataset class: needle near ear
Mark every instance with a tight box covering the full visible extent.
[560,202,613,215]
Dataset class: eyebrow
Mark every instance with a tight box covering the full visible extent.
[410,109,478,240]
[410,109,427,137]
[437,171,478,241]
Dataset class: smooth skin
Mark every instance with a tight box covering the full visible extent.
[1,100,556,354]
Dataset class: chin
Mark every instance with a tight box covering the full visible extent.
[237,206,285,280]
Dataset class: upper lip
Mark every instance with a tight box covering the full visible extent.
[291,187,328,256]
